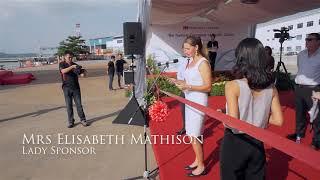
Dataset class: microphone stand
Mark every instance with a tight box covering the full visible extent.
[126,63,168,179]
[128,63,170,125]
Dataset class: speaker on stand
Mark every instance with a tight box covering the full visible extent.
[113,22,158,179]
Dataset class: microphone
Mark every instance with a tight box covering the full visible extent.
[157,59,179,66]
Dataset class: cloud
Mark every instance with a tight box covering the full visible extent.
[0,8,11,20]
[0,0,138,53]
[0,0,136,6]
[0,0,136,3]
[0,0,138,10]
[0,0,137,18]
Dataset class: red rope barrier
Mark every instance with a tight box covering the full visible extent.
[161,90,320,171]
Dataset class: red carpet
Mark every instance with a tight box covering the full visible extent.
[149,91,320,179]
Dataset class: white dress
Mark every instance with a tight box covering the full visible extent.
[184,57,209,137]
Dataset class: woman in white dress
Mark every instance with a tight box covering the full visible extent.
[174,36,212,177]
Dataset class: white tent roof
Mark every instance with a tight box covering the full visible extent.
[134,0,320,100]
[142,0,320,72]
[151,0,320,26]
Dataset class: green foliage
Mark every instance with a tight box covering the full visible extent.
[147,55,160,74]
[210,72,232,96]
[275,71,295,91]
[125,56,166,104]
[124,89,132,98]
[145,76,182,105]
[144,55,180,105]
[154,77,182,95]
[57,36,89,58]
[210,81,226,96]
[209,71,295,96]
[144,91,156,106]
[146,56,181,95]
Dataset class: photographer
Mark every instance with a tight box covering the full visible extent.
[59,50,89,128]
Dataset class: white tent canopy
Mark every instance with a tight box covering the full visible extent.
[142,0,320,71]
[134,0,320,102]
[151,0,320,26]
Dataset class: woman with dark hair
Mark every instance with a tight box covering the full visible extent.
[173,35,211,177]
[220,38,284,180]
[265,46,275,71]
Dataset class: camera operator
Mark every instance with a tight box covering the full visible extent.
[59,50,89,128]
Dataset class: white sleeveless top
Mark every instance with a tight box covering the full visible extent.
[184,57,207,89]
[226,79,273,134]
[183,57,208,109]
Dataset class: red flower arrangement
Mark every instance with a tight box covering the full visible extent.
[148,100,169,122]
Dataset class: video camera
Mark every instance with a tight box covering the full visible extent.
[274,27,290,43]
[73,65,86,76]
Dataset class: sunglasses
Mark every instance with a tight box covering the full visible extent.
[305,38,319,42]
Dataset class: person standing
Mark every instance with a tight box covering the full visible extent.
[207,33,218,50]
[265,46,275,71]
[107,55,116,91]
[59,50,89,128]
[174,36,212,177]
[313,91,320,100]
[287,33,320,150]
[207,34,219,71]
[169,57,190,135]
[115,53,127,89]
[220,38,283,180]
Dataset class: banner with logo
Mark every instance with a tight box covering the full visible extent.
[146,21,251,71]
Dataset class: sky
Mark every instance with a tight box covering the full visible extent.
[0,0,138,53]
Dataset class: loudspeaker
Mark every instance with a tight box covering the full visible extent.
[123,71,134,85]
[123,22,143,55]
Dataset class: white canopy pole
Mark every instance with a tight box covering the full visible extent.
[135,0,150,106]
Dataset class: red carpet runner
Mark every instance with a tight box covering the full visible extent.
[149,91,320,180]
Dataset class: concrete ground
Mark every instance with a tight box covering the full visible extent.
[0,61,158,180]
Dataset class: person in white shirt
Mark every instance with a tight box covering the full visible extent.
[287,33,320,151]
[313,91,320,100]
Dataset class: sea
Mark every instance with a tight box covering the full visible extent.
[0,58,21,69]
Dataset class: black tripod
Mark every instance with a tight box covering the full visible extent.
[124,63,170,179]
[275,38,294,90]
[113,55,168,179]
